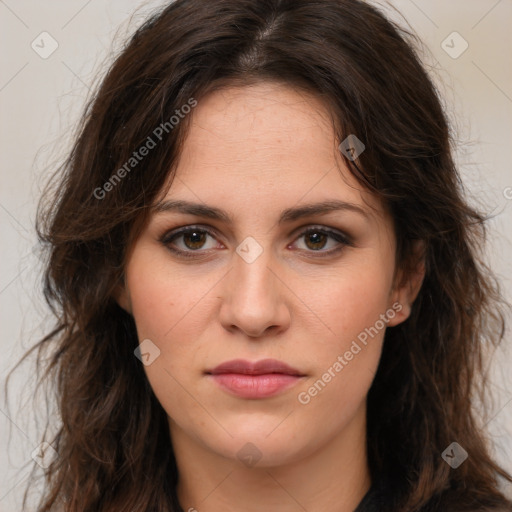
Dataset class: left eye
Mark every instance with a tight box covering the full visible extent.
[160,225,351,258]
[293,227,350,252]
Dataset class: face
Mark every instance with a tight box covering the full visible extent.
[119,82,421,468]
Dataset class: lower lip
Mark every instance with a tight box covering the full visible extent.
[209,373,303,399]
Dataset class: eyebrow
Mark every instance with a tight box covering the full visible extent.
[153,199,369,224]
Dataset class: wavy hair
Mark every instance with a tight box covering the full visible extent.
[7,0,512,510]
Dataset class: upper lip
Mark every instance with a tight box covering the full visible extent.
[207,358,304,376]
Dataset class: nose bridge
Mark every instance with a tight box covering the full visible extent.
[219,235,289,337]
[231,236,277,305]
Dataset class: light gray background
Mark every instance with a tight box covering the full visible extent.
[1,0,511,509]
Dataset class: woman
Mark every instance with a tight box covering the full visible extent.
[10,0,512,510]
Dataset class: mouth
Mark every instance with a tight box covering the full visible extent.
[205,358,306,399]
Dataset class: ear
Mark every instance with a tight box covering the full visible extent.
[387,240,426,327]
[112,277,132,314]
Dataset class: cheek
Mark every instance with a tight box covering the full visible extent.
[124,236,395,450]
[295,254,394,350]
[125,251,219,388]
[125,257,211,428]
[126,250,207,344]
[291,253,393,404]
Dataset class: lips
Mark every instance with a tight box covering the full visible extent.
[206,359,305,399]
[207,358,304,376]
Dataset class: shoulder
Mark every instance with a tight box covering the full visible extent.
[422,494,512,512]
[355,475,512,512]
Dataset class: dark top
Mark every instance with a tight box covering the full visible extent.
[352,477,512,512]
[173,478,387,512]
[353,479,386,512]
[172,474,512,512]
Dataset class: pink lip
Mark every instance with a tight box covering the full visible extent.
[206,359,305,399]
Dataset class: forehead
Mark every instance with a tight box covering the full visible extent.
[179,83,335,173]
[163,83,384,220]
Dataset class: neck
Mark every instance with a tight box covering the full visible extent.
[171,403,371,512]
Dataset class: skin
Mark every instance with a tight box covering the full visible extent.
[117,82,425,512]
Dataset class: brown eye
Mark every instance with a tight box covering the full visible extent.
[304,231,329,250]
[181,230,208,250]
[293,227,351,256]
[161,226,219,258]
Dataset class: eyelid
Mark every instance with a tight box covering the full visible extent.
[289,225,353,257]
[159,224,223,254]
[290,224,352,244]
[159,223,353,258]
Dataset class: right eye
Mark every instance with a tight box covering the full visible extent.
[160,225,223,258]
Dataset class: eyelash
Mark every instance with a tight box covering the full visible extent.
[159,225,352,260]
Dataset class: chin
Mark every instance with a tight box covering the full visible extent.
[204,426,316,469]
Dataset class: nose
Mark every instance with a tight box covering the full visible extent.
[217,243,291,339]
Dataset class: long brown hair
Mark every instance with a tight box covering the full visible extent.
[7,0,512,510]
